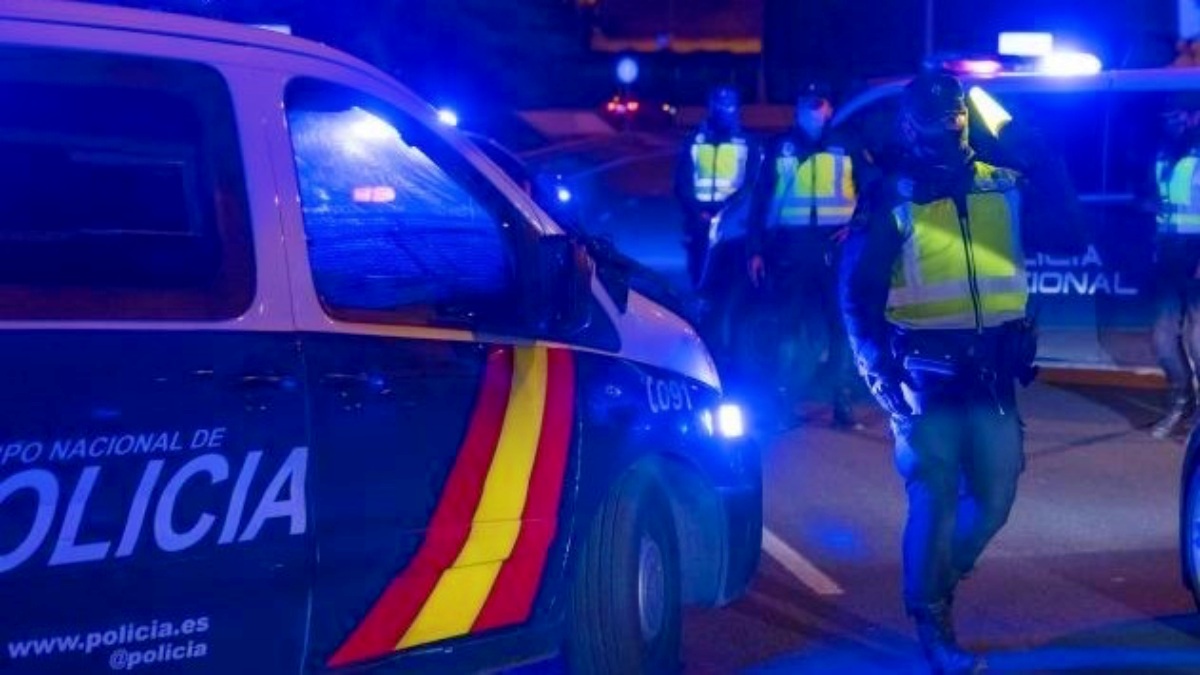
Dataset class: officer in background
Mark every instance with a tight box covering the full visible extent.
[674,85,761,288]
[1150,93,1200,439]
[746,82,861,428]
[840,72,1082,674]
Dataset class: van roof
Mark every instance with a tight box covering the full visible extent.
[0,0,390,85]
[836,67,1200,125]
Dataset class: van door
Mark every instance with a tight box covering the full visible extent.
[0,47,310,674]
[974,87,1123,366]
[278,79,585,671]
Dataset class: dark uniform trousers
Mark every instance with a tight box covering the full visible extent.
[890,381,1024,612]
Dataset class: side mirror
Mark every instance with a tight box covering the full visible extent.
[586,236,633,313]
[530,233,595,336]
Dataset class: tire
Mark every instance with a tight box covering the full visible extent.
[567,474,682,675]
[1184,466,1200,610]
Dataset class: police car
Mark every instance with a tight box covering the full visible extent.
[0,2,761,673]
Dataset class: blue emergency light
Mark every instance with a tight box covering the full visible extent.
[616,56,639,85]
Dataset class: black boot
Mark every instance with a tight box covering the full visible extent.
[911,602,985,675]
[1152,392,1194,439]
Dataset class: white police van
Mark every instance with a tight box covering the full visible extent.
[0,2,762,673]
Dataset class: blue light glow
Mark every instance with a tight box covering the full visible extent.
[998,31,1054,57]
[556,186,572,203]
[616,56,639,85]
[347,110,398,142]
[437,108,459,127]
[1039,51,1102,76]
[717,404,746,439]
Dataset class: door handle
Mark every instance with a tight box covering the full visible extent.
[236,373,299,391]
[321,373,389,394]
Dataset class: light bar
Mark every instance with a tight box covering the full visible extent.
[1039,51,1103,76]
[955,59,1003,76]
[999,32,1054,57]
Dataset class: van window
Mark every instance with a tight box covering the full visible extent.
[285,81,517,328]
[0,47,254,320]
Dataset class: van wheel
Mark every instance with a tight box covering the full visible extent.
[1184,465,1200,610]
[567,474,681,674]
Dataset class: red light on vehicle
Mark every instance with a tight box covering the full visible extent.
[627,100,640,112]
[352,186,397,203]
[606,100,618,112]
[945,58,1004,76]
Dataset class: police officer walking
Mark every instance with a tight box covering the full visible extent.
[747,83,861,428]
[1150,95,1200,439]
[675,85,760,289]
[840,72,1080,674]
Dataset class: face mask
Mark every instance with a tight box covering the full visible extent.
[709,105,737,133]
[908,109,969,164]
[795,105,829,141]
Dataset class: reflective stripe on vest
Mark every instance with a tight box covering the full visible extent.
[1157,156,1200,234]
[771,149,857,227]
[886,163,1027,330]
[692,141,748,203]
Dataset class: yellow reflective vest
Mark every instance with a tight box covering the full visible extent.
[1156,153,1200,235]
[886,162,1028,330]
[691,134,749,203]
[769,143,857,227]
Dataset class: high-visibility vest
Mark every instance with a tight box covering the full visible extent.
[770,144,857,227]
[691,134,749,203]
[1156,154,1200,235]
[886,162,1028,330]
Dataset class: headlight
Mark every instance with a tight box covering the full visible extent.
[716,403,746,439]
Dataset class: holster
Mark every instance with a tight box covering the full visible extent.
[889,320,1038,413]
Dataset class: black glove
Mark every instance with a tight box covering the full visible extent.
[864,370,912,417]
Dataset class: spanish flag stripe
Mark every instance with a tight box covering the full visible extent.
[473,349,576,631]
[327,347,514,668]
[397,347,549,648]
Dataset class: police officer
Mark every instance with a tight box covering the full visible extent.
[1150,94,1200,439]
[675,85,761,288]
[747,82,861,428]
[840,72,1080,674]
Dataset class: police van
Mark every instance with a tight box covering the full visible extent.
[835,61,1200,375]
[0,2,761,673]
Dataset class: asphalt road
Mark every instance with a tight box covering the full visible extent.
[683,383,1200,674]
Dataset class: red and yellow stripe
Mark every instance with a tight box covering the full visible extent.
[328,345,576,667]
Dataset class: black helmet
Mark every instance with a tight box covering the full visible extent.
[901,72,967,125]
[899,72,971,164]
